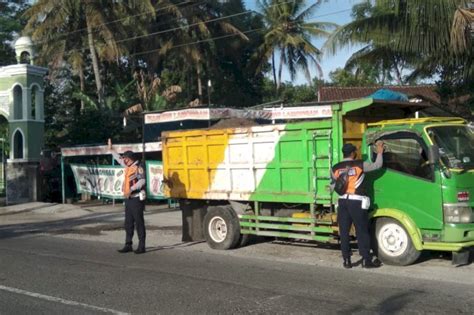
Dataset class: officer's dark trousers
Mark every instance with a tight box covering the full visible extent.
[337,198,370,260]
[124,197,146,249]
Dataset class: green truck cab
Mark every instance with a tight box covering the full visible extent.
[162,98,474,266]
[364,117,474,265]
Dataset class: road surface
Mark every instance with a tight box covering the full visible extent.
[0,235,472,314]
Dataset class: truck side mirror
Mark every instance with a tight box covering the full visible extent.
[428,144,440,165]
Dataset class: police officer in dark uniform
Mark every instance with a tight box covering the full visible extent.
[332,141,384,269]
[109,141,147,254]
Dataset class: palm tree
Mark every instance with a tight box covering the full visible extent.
[325,0,473,83]
[451,6,474,54]
[146,0,248,105]
[23,0,155,107]
[256,0,336,91]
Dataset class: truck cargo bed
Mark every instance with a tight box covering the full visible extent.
[163,120,335,204]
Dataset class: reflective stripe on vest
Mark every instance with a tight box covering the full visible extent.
[333,160,365,195]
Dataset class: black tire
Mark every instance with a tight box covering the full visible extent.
[203,206,240,250]
[235,214,253,248]
[237,233,252,248]
[374,217,421,266]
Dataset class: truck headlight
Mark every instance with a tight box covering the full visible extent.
[443,203,473,223]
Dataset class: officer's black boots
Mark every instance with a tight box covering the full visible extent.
[134,247,146,254]
[343,258,352,269]
[362,258,382,269]
[117,245,133,253]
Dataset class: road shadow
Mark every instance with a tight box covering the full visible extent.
[0,211,124,240]
[338,290,423,314]
[145,241,206,253]
[268,237,363,255]
[421,249,473,267]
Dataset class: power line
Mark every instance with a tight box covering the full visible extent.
[124,1,346,46]
[40,3,352,64]
[34,0,202,45]
[307,8,352,21]
[131,27,264,57]
[78,1,342,56]
[116,9,256,45]
[36,0,297,49]
[128,8,351,57]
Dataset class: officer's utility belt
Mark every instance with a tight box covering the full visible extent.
[340,194,364,201]
[129,190,146,200]
[130,192,140,198]
[340,194,370,210]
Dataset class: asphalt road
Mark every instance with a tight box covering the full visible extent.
[0,235,473,314]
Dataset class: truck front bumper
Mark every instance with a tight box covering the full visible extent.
[422,240,474,252]
[422,224,474,252]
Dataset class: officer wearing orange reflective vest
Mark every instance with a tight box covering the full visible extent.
[331,141,384,269]
[109,141,147,254]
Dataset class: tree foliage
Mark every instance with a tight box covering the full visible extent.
[256,0,336,90]
[17,0,474,150]
[24,0,156,107]
[325,0,473,116]
[0,1,29,66]
[329,67,379,87]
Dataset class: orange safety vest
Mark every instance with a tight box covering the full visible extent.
[123,164,139,195]
[332,160,365,195]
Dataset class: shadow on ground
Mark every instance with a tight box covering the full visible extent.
[0,212,123,239]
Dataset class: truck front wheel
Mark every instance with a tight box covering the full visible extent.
[203,206,240,250]
[375,218,421,266]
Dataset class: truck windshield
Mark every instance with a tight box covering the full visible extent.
[427,126,474,169]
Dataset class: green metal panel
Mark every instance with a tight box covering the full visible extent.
[240,221,334,233]
[341,98,375,115]
[440,171,474,207]
[443,224,474,243]
[249,119,334,204]
[366,156,444,231]
[240,214,332,224]
[247,100,376,205]
[371,208,424,250]
[364,121,474,239]
[239,214,336,243]
[240,229,332,242]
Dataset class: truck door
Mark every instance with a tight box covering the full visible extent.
[366,131,443,230]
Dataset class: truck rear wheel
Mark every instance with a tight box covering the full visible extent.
[203,206,240,250]
[375,218,421,266]
[237,233,251,248]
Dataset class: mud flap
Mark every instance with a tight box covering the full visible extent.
[452,250,470,265]
[180,199,207,242]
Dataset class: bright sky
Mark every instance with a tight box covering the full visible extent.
[243,0,364,84]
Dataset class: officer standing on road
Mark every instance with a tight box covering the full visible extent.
[332,141,384,269]
[109,139,147,254]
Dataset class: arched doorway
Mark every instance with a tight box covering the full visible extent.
[13,129,24,159]
[0,115,7,195]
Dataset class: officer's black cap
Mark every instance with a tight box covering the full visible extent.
[121,150,135,160]
[342,143,357,155]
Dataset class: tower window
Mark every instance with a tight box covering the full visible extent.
[20,51,31,64]
[13,130,24,159]
[13,85,23,120]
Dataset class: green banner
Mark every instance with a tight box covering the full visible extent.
[146,160,165,200]
[70,161,165,200]
[70,164,124,199]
